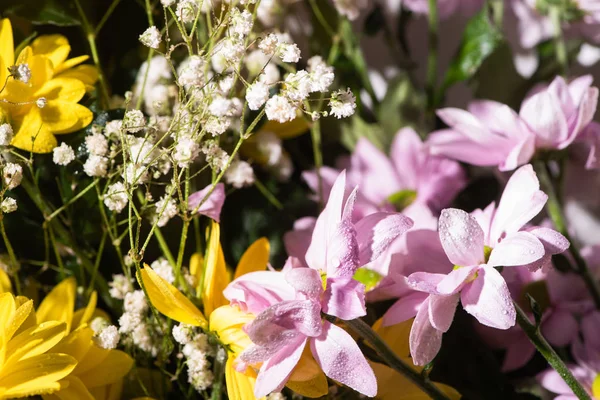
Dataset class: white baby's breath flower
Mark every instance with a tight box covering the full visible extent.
[283,70,311,101]
[202,142,230,172]
[85,133,108,156]
[123,162,149,186]
[161,0,175,5]
[172,324,194,345]
[109,274,134,300]
[9,63,31,83]
[0,123,13,146]
[204,117,230,137]
[124,290,148,314]
[225,160,255,188]
[256,131,283,166]
[151,258,175,283]
[230,8,253,37]
[83,155,108,177]
[173,137,200,168]
[209,96,233,118]
[118,311,141,334]
[154,196,178,227]
[265,95,296,123]
[279,43,301,63]
[1,197,17,214]
[139,26,162,49]
[123,110,145,133]
[3,163,22,190]
[329,88,357,118]
[104,182,129,213]
[246,81,270,110]
[52,143,75,166]
[259,33,279,56]
[94,325,120,350]
[176,0,198,23]
[307,56,334,92]
[104,120,123,137]
[177,55,205,87]
[332,0,369,20]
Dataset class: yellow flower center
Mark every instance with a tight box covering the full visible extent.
[592,373,600,398]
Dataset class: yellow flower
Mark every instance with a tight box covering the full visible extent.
[0,18,97,153]
[35,278,134,400]
[140,234,327,399]
[369,319,462,400]
[0,292,77,399]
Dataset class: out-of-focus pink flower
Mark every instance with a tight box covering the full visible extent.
[429,76,599,171]
[187,183,226,222]
[304,128,466,218]
[399,0,484,19]
[229,170,413,397]
[396,165,568,365]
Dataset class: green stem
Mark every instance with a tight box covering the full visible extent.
[254,179,283,210]
[550,6,568,76]
[154,227,177,268]
[95,0,122,34]
[175,220,190,286]
[310,114,324,208]
[0,218,21,295]
[426,0,438,111]
[514,302,591,399]
[490,0,504,28]
[46,180,98,222]
[535,161,600,309]
[346,318,452,400]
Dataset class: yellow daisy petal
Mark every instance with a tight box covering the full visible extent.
[5,321,67,364]
[286,347,328,398]
[0,268,12,294]
[54,55,89,75]
[11,109,57,153]
[51,103,93,134]
[372,318,412,359]
[13,296,37,336]
[39,100,80,133]
[6,299,33,340]
[77,350,134,389]
[0,19,14,81]
[72,340,109,375]
[139,265,207,328]
[37,277,76,332]
[225,356,263,400]
[36,77,85,103]
[57,64,98,92]
[0,292,16,337]
[202,222,230,315]
[52,326,94,363]
[209,305,254,354]
[71,291,97,329]
[31,34,71,70]
[235,237,270,280]
[42,376,95,400]
[1,353,77,398]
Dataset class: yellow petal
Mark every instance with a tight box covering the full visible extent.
[53,102,93,134]
[37,277,76,332]
[190,252,203,284]
[0,292,16,338]
[372,318,412,358]
[52,326,94,363]
[11,109,57,153]
[259,117,310,139]
[57,64,98,92]
[72,340,109,375]
[436,383,462,400]
[54,55,89,75]
[139,265,207,328]
[43,376,95,400]
[202,222,230,315]
[89,379,124,400]
[235,238,270,280]
[39,100,80,133]
[0,268,12,294]
[77,350,134,389]
[36,77,85,103]
[225,356,263,400]
[6,299,33,340]
[5,321,67,364]
[15,50,53,89]
[1,353,77,398]
[209,305,254,354]
[13,297,37,336]
[71,292,97,330]
[286,347,328,398]
[31,34,71,70]
[0,19,14,82]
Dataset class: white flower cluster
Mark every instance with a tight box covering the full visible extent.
[3,163,22,190]
[109,274,134,300]
[150,257,175,283]
[139,26,162,49]
[119,289,160,356]
[0,124,13,146]
[172,323,215,393]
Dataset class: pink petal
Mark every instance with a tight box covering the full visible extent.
[409,299,444,366]
[436,108,488,143]
[568,75,593,104]
[427,129,509,167]
[487,231,545,267]
[520,87,569,147]
[390,128,422,189]
[407,271,448,293]
[522,227,570,271]
[567,87,598,147]
[460,267,516,329]
[311,321,377,397]
[355,212,414,266]
[435,266,479,295]
[187,183,225,222]
[467,100,528,140]
[322,277,366,320]
[302,166,341,204]
[541,309,578,347]
[254,337,307,397]
[502,335,535,372]
[284,267,323,300]
[438,208,485,267]
[283,218,316,265]
[581,311,600,350]
[382,292,429,326]
[224,271,295,314]
[500,135,536,171]
[353,138,401,201]
[325,219,359,278]
[537,368,579,395]
[489,164,548,242]
[428,294,459,332]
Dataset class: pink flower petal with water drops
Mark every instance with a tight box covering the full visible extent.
[438,208,485,267]
[428,294,459,332]
[254,337,307,398]
[409,298,444,366]
[487,231,545,267]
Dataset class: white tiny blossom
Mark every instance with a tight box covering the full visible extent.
[9,63,31,83]
[209,96,233,117]
[283,70,311,101]
[52,143,75,166]
[85,133,108,156]
[176,0,198,23]
[225,160,255,188]
[36,97,47,108]
[329,88,357,118]
[123,110,145,133]
[104,182,129,213]
[245,50,280,83]
[255,131,282,166]
[211,39,245,73]
[265,95,296,123]
[128,136,156,164]
[332,0,369,20]
[124,290,148,314]
[132,323,158,356]
[273,152,293,181]
[123,163,149,186]
[173,137,200,168]
[204,117,230,136]
[104,120,123,137]
[307,56,335,92]
[1,197,17,214]
[90,316,110,334]
[188,368,214,392]
[161,0,175,5]
[279,43,301,63]
[172,324,194,345]
[109,274,134,300]
[230,8,253,37]
[259,33,279,56]
[177,56,205,87]
[218,75,235,94]
[139,26,162,49]
[83,155,108,177]
[246,81,270,110]
[151,257,175,283]
[3,163,22,190]
[154,196,178,227]
[118,311,141,334]
[94,325,120,349]
[0,123,13,146]
[202,142,230,172]
[257,0,279,26]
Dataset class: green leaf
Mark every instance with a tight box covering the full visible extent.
[387,190,417,211]
[6,0,81,26]
[353,268,383,291]
[339,115,385,151]
[442,9,502,91]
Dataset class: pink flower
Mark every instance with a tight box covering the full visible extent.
[403,165,569,365]
[187,183,225,222]
[399,0,484,19]
[229,170,413,397]
[304,128,466,218]
[428,76,599,171]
